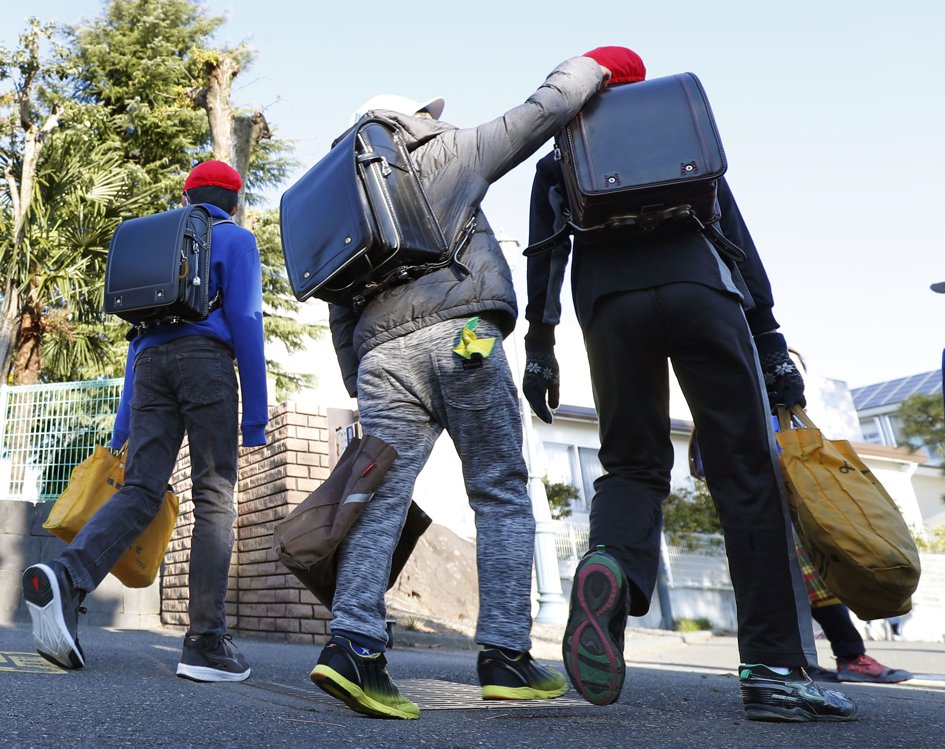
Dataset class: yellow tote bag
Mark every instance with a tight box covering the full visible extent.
[775,406,920,620]
[43,445,179,588]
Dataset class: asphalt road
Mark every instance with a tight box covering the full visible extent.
[3,622,944,749]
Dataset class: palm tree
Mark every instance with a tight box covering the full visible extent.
[3,125,151,383]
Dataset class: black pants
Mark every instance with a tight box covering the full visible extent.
[812,604,865,659]
[583,283,815,666]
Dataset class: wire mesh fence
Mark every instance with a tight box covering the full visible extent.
[662,535,732,589]
[0,379,122,502]
[555,521,732,591]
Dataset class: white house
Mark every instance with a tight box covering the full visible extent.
[852,371,945,529]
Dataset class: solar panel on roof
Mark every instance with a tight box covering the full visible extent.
[851,370,942,409]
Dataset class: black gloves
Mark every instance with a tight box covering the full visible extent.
[754,331,806,412]
[523,339,559,424]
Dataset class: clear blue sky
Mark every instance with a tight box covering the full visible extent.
[4,0,944,388]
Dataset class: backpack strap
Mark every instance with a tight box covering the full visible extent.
[204,217,233,310]
[522,208,746,263]
[522,224,572,257]
[351,214,478,311]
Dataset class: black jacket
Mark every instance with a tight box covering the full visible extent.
[524,152,779,341]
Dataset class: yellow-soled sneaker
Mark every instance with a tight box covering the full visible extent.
[311,636,419,719]
[478,647,568,700]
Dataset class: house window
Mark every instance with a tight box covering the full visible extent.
[540,442,606,515]
[542,442,585,513]
[543,442,576,488]
[859,417,883,445]
[577,447,604,510]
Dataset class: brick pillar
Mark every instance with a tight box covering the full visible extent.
[160,401,336,644]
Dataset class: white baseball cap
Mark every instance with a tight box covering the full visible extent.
[350,94,445,126]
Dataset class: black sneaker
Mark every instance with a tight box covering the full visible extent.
[805,663,840,682]
[22,562,85,669]
[176,633,251,682]
[478,647,568,700]
[311,635,419,719]
[740,664,858,722]
[562,547,628,705]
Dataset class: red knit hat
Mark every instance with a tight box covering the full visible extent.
[183,160,243,192]
[583,46,646,85]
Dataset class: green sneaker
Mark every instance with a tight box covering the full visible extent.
[562,548,628,705]
[310,636,419,719]
[478,647,568,700]
[740,664,858,722]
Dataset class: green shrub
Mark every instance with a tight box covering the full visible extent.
[542,477,579,520]
[915,524,945,553]
[675,618,712,632]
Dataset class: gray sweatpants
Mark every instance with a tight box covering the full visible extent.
[331,317,536,652]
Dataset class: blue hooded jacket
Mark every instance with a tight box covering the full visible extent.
[110,203,268,447]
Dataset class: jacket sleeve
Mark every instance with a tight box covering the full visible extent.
[716,177,779,336]
[329,303,361,398]
[109,342,137,449]
[459,56,604,185]
[224,234,269,446]
[525,152,572,331]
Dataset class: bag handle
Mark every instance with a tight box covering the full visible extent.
[109,441,129,470]
[776,404,817,432]
[351,214,478,311]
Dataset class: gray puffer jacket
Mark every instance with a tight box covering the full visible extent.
[329,56,604,395]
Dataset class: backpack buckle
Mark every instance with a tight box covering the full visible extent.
[637,205,665,231]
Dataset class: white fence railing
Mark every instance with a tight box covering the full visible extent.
[555,522,731,590]
[0,379,122,502]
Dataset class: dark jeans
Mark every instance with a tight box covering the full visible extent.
[583,283,816,667]
[58,336,239,638]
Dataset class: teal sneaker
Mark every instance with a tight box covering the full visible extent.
[740,664,858,722]
[562,547,628,705]
[478,647,568,700]
[311,636,419,719]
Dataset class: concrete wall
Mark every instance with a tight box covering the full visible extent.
[0,500,161,629]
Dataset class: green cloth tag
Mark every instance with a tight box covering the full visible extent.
[452,317,496,360]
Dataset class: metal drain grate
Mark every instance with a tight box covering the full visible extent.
[243,677,593,712]
[397,679,592,710]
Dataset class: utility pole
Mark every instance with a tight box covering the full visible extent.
[498,234,568,624]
